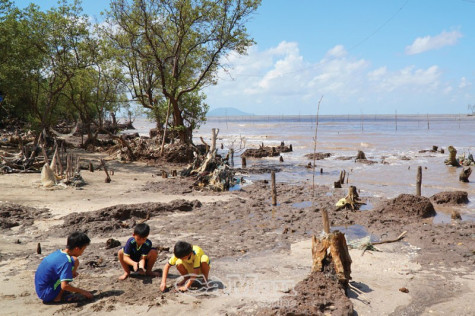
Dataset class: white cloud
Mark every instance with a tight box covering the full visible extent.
[205,41,470,115]
[371,65,441,92]
[405,30,462,55]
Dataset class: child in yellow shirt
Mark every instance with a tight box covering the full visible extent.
[160,241,210,292]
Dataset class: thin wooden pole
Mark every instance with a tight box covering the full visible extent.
[416,166,422,196]
[271,171,277,206]
[312,96,323,196]
[322,209,330,234]
[241,156,246,168]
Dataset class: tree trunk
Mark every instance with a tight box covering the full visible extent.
[170,98,187,143]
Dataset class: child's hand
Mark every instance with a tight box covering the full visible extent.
[178,286,188,292]
[81,290,94,300]
[160,282,167,292]
[133,262,139,272]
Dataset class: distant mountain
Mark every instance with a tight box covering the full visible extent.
[207,107,254,117]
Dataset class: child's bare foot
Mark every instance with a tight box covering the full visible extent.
[118,273,129,280]
[176,278,188,286]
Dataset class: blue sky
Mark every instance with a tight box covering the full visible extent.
[13,0,475,115]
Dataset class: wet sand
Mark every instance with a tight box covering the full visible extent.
[1,148,474,315]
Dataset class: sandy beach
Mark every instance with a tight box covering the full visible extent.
[1,145,474,315]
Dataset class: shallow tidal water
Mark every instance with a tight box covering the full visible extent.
[128,114,475,217]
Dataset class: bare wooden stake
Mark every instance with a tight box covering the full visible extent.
[241,156,247,168]
[322,209,330,234]
[66,153,71,182]
[230,148,234,167]
[37,243,41,254]
[416,166,422,196]
[100,159,111,183]
[271,171,277,206]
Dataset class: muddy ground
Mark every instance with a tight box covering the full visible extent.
[1,168,474,315]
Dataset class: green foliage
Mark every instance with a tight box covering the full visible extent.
[1,0,260,144]
[0,0,129,137]
[106,0,261,143]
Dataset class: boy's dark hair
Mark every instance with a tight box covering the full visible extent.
[133,223,150,238]
[66,232,91,249]
[174,241,193,258]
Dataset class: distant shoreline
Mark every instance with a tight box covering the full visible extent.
[205,113,475,121]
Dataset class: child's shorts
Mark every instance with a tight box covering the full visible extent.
[39,284,61,303]
[176,255,210,274]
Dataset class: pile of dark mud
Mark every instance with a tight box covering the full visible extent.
[57,200,201,237]
[372,194,435,218]
[430,191,469,205]
[256,270,353,316]
[0,203,51,230]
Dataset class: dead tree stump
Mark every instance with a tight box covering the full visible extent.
[459,167,471,182]
[445,146,460,166]
[312,231,352,286]
[356,150,366,160]
[336,186,365,210]
[334,170,346,188]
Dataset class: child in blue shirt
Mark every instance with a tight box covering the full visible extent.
[118,223,159,280]
[35,232,93,303]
